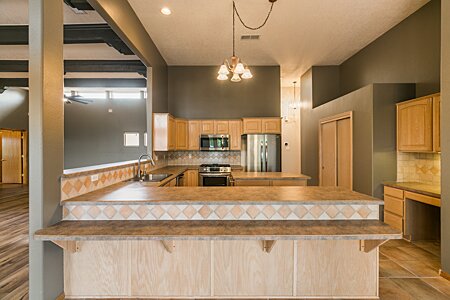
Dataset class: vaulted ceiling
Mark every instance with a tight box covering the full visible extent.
[128,0,429,85]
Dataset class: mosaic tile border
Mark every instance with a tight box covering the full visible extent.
[63,204,380,221]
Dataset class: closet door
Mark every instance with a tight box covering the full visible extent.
[319,121,337,186]
[337,118,352,190]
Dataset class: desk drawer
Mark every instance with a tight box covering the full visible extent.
[384,211,403,231]
[384,195,404,217]
[384,186,404,199]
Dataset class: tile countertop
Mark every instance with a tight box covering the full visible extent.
[34,220,401,241]
[232,171,311,180]
[62,181,383,205]
[383,182,441,198]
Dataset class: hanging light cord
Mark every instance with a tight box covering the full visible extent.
[233,0,276,31]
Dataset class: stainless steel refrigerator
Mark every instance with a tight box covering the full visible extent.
[241,134,281,172]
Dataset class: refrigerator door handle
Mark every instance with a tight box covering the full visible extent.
[260,141,264,171]
[265,141,268,171]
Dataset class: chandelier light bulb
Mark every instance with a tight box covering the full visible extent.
[241,68,253,79]
[231,72,242,82]
[234,63,245,75]
[218,64,230,75]
[217,74,228,81]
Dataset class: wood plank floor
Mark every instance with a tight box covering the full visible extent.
[0,184,29,300]
[1,183,449,299]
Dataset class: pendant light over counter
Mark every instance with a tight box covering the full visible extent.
[217,0,277,82]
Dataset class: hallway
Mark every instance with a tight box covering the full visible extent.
[0,184,28,299]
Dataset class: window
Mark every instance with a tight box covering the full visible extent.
[124,132,140,147]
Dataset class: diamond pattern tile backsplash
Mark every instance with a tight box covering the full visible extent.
[397,152,440,185]
[168,151,241,166]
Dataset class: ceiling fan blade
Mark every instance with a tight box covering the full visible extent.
[72,99,90,105]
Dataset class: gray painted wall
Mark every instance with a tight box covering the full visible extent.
[440,0,450,274]
[311,66,340,108]
[168,66,281,119]
[0,88,29,130]
[300,79,415,198]
[340,0,441,98]
[64,98,147,169]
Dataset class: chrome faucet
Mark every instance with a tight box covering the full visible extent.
[137,153,156,180]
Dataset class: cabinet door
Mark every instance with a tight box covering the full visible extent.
[397,98,433,152]
[153,113,170,151]
[433,95,441,152]
[243,119,262,134]
[336,118,352,190]
[201,120,215,134]
[168,116,176,150]
[229,120,242,150]
[262,118,281,134]
[214,120,229,134]
[185,170,199,186]
[188,120,201,150]
[175,119,188,150]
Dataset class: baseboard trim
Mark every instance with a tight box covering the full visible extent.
[439,269,450,281]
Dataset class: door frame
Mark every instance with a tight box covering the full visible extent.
[319,111,353,188]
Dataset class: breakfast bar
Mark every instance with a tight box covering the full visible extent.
[35,183,401,299]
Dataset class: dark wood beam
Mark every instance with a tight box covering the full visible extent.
[0,78,146,91]
[0,24,134,55]
[64,0,94,10]
[0,60,146,76]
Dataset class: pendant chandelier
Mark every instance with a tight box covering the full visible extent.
[217,0,277,82]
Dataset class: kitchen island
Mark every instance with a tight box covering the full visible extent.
[36,183,400,299]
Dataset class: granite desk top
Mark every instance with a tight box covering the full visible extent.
[383,181,440,198]
[34,220,401,241]
[232,171,311,180]
[62,181,383,205]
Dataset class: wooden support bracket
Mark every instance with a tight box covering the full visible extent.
[359,239,387,253]
[262,240,276,253]
[161,240,175,253]
[52,241,81,253]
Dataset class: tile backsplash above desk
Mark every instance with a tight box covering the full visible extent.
[397,152,440,185]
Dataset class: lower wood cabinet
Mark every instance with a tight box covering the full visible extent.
[64,240,379,298]
[184,169,199,186]
[234,179,307,186]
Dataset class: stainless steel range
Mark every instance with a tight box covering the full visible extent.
[198,164,232,186]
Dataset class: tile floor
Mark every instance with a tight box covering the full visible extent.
[379,239,450,299]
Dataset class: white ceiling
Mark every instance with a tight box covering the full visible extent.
[128,0,429,85]
[0,0,105,25]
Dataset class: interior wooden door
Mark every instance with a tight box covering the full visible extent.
[337,118,352,189]
[1,130,23,183]
[319,121,337,186]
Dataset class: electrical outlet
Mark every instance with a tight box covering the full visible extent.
[91,174,99,182]
[189,153,192,159]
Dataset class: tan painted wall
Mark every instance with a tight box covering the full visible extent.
[281,86,301,174]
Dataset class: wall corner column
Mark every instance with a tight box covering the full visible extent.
[28,0,65,299]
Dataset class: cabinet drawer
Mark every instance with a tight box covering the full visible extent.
[384,186,404,199]
[384,195,404,217]
[384,211,403,231]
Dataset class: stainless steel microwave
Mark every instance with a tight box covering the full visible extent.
[200,135,230,151]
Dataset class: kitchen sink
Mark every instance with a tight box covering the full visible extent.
[133,173,172,182]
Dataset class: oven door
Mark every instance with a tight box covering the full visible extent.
[200,135,230,151]
[199,173,230,186]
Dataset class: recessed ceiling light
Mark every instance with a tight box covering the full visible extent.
[161,7,171,15]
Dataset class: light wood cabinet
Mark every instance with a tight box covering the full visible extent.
[242,118,262,134]
[188,120,201,150]
[262,118,281,134]
[397,97,433,152]
[433,94,441,152]
[234,179,307,186]
[214,120,229,134]
[243,118,281,134]
[175,119,188,150]
[201,120,215,134]
[153,113,176,151]
[229,120,242,150]
[184,169,199,187]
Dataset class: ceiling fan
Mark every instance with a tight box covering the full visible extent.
[64,91,94,105]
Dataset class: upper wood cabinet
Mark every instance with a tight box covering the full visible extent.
[214,121,229,134]
[229,120,242,150]
[175,119,188,150]
[201,121,215,135]
[397,94,440,152]
[153,113,176,151]
[188,120,201,150]
[242,118,281,134]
